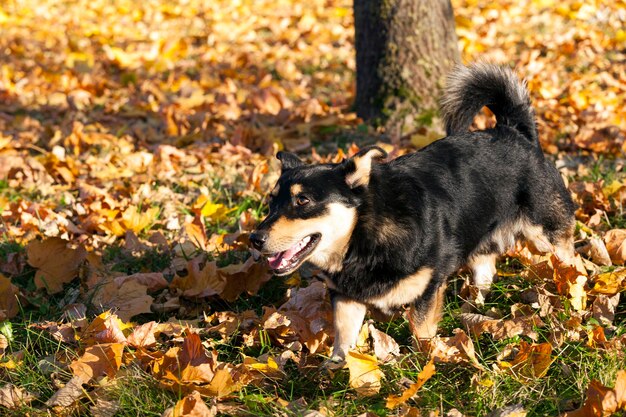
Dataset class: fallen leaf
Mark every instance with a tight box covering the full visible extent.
[121,205,159,233]
[162,391,216,417]
[345,350,384,397]
[0,274,19,320]
[70,343,124,383]
[499,341,553,381]
[427,329,483,369]
[27,237,87,294]
[0,384,34,409]
[127,321,159,348]
[386,359,436,409]
[592,269,626,295]
[460,313,545,341]
[604,230,626,265]
[46,375,85,409]
[114,272,169,292]
[369,324,400,363]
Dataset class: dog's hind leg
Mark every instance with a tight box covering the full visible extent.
[408,282,447,341]
[468,253,497,305]
[329,294,367,363]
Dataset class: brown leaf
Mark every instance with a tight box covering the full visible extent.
[604,229,626,265]
[46,375,85,409]
[345,350,384,397]
[592,293,621,325]
[217,257,272,302]
[114,272,168,292]
[70,343,124,383]
[369,324,400,363]
[386,359,436,409]
[27,237,86,294]
[0,384,34,409]
[460,313,545,341]
[162,391,216,417]
[0,274,19,320]
[127,321,159,348]
[500,341,553,381]
[426,329,483,369]
[89,278,153,321]
[170,257,222,298]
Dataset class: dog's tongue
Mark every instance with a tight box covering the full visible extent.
[267,244,301,269]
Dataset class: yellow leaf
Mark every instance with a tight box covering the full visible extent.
[121,205,159,233]
[593,269,626,295]
[346,351,384,397]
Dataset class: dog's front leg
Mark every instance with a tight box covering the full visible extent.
[329,292,367,363]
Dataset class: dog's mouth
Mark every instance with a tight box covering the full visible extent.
[266,233,321,275]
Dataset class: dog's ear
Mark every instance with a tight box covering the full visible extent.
[343,146,387,188]
[276,151,304,171]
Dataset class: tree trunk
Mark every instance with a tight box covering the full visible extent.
[354,0,460,139]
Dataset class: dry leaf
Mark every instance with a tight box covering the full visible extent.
[561,371,626,417]
[386,359,436,409]
[70,343,124,383]
[46,375,85,409]
[427,329,483,369]
[499,341,553,382]
[0,384,34,409]
[0,274,19,320]
[460,313,544,341]
[127,321,159,348]
[27,237,87,294]
[345,350,384,397]
[604,229,626,265]
[162,391,216,417]
[592,269,626,295]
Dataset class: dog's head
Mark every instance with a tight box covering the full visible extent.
[250,146,387,275]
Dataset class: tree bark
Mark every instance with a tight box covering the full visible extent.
[354,0,460,139]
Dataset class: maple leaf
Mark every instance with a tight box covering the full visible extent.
[345,350,384,397]
[498,341,553,382]
[121,205,160,234]
[69,343,124,383]
[26,237,87,294]
[163,391,216,417]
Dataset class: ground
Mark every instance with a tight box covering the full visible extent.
[0,0,625,416]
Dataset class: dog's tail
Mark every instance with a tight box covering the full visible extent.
[440,63,538,144]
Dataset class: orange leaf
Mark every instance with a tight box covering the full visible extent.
[386,359,436,409]
[27,237,86,294]
[163,391,216,417]
[70,343,124,383]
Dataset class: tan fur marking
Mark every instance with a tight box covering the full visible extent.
[376,218,408,243]
[331,297,367,361]
[368,268,434,313]
[270,184,280,197]
[290,183,302,197]
[266,203,357,273]
[408,284,446,339]
[345,148,385,188]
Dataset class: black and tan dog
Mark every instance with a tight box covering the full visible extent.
[250,64,576,362]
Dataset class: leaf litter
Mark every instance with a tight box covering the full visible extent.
[0,0,625,415]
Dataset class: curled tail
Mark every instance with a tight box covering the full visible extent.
[440,63,538,144]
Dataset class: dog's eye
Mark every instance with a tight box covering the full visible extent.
[295,195,310,206]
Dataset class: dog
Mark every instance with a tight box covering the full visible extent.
[250,63,576,363]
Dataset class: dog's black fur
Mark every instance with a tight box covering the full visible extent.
[250,64,576,362]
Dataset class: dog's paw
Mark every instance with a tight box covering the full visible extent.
[322,355,346,370]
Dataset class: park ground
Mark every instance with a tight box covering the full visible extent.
[0,0,625,416]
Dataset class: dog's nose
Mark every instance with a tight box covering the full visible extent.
[249,231,268,251]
